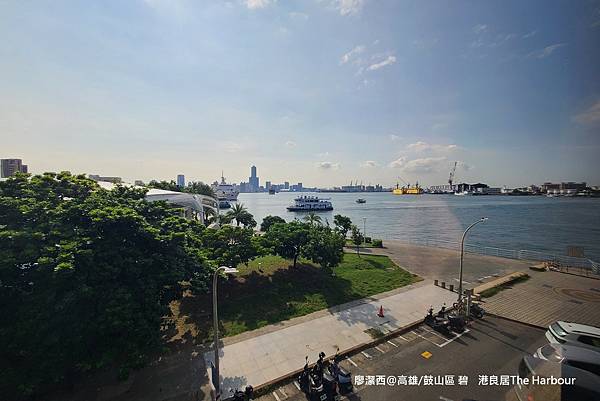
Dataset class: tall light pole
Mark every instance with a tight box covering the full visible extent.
[363,217,367,240]
[458,217,488,301]
[212,266,239,399]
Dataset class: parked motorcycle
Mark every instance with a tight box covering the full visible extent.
[230,385,253,401]
[309,364,328,401]
[424,306,449,332]
[328,349,352,394]
[447,313,466,332]
[298,356,311,394]
[470,302,485,318]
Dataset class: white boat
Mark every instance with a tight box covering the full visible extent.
[287,196,333,211]
[454,191,473,196]
[211,174,239,201]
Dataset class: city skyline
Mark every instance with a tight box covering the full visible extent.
[1,1,599,187]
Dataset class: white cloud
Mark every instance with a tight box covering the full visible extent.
[403,157,447,173]
[572,100,600,127]
[472,24,488,34]
[244,0,275,9]
[522,30,537,39]
[289,11,309,20]
[388,157,406,168]
[389,134,401,141]
[317,161,340,169]
[528,43,566,59]
[333,0,366,16]
[285,140,297,148]
[367,55,396,71]
[361,160,377,168]
[218,141,243,153]
[457,161,473,171]
[317,151,330,158]
[406,141,458,153]
[340,45,366,65]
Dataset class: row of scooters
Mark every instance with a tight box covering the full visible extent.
[298,350,352,401]
[424,302,485,333]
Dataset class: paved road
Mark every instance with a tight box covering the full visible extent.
[255,316,546,401]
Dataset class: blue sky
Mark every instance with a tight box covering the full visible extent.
[1,0,599,187]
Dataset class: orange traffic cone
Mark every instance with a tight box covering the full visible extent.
[377,305,384,318]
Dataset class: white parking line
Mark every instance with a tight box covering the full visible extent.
[439,396,454,401]
[453,278,471,284]
[293,381,301,391]
[361,351,373,359]
[272,391,281,401]
[375,345,385,353]
[414,331,441,347]
[439,329,470,348]
[422,326,451,341]
[346,356,358,367]
[397,334,409,342]
[387,340,398,347]
[279,388,288,399]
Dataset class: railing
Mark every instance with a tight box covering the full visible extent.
[397,237,599,276]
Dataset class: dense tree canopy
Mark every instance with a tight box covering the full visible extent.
[0,173,229,399]
[147,179,215,198]
[333,214,353,238]
[263,221,311,268]
[260,215,285,232]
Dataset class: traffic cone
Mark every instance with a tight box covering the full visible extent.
[377,305,384,317]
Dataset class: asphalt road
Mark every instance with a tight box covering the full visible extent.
[254,316,547,401]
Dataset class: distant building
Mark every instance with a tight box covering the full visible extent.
[1,158,28,178]
[88,174,122,184]
[177,174,185,188]
[541,181,587,195]
[284,181,289,190]
[239,182,249,193]
[249,165,259,192]
[134,180,144,186]
[265,181,272,190]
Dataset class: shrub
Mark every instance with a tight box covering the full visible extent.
[365,237,372,243]
[372,239,383,248]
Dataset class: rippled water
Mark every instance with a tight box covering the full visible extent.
[238,192,600,260]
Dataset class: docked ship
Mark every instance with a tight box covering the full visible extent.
[392,181,424,195]
[287,196,333,211]
[211,174,239,202]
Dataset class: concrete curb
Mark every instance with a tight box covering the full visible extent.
[249,316,427,398]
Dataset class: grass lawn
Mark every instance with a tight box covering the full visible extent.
[344,239,382,248]
[178,253,420,342]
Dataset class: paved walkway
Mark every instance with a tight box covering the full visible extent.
[204,283,456,393]
[482,270,600,328]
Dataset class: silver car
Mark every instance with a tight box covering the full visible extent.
[535,343,600,376]
[545,321,600,352]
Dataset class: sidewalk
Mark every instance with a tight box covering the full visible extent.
[204,282,456,393]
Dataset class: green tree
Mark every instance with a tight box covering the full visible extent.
[147,179,180,192]
[0,172,212,399]
[185,181,215,198]
[333,214,353,238]
[201,225,259,268]
[351,225,364,257]
[302,226,345,272]
[236,211,257,229]
[263,221,310,268]
[302,212,322,226]
[260,215,285,232]
[226,203,248,226]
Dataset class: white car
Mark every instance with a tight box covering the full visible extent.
[545,321,600,352]
[535,343,600,376]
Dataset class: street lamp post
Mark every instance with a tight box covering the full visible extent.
[212,266,239,399]
[458,217,488,302]
[363,217,367,240]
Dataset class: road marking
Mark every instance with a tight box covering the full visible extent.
[272,391,281,401]
[346,356,358,367]
[293,381,301,391]
[387,340,398,347]
[453,278,471,284]
[439,328,470,347]
[422,326,450,341]
[361,351,373,359]
[414,331,441,347]
[397,334,409,342]
[279,388,288,399]
[421,351,433,359]
[375,345,385,353]
[439,396,454,401]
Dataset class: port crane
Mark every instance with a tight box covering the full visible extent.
[448,161,457,187]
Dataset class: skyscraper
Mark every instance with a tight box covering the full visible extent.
[249,165,259,192]
[177,174,185,188]
[1,159,27,178]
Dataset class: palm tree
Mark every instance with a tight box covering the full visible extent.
[227,203,248,226]
[303,212,322,226]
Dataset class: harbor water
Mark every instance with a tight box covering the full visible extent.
[238,192,600,261]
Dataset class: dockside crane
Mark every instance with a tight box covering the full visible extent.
[448,161,457,187]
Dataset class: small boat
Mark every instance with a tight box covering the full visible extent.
[356,198,366,204]
[287,196,333,211]
[219,200,231,209]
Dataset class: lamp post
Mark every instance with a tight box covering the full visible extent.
[212,266,239,398]
[363,217,367,241]
[458,217,488,301]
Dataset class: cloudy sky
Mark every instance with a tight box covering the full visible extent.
[1,0,599,187]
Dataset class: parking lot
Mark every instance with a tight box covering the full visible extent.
[253,316,547,401]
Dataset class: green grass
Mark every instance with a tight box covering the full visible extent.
[183,253,420,341]
[344,239,382,248]
[480,274,530,298]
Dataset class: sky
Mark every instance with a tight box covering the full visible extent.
[1,0,599,188]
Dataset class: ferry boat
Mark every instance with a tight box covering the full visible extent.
[287,196,333,211]
[392,182,424,195]
[211,174,239,202]
[356,198,366,203]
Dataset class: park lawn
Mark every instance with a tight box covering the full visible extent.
[192,253,420,339]
[344,239,381,248]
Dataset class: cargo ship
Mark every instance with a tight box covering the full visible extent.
[392,182,424,195]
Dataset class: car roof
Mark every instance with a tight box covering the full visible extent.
[543,343,600,364]
[555,321,600,337]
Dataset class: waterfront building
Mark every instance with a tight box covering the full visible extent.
[177,174,185,188]
[1,158,27,178]
[284,181,289,190]
[265,181,271,190]
[249,165,259,192]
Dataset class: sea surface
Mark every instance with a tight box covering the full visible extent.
[237,192,600,261]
